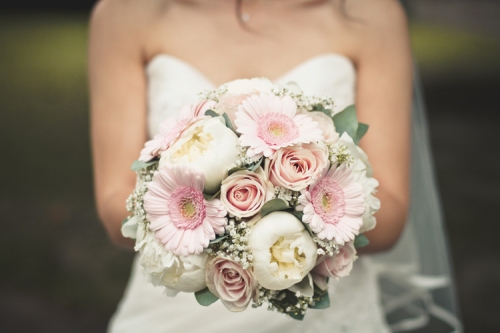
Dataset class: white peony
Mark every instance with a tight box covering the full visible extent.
[135,231,208,296]
[159,116,240,194]
[338,133,380,232]
[225,77,274,95]
[248,211,317,290]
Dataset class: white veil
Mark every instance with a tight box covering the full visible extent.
[371,69,463,332]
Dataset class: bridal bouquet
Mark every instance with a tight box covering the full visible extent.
[122,78,380,320]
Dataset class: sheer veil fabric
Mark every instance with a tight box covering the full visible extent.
[371,70,463,332]
[108,53,462,332]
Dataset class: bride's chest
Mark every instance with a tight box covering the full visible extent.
[144,4,357,87]
[145,54,358,138]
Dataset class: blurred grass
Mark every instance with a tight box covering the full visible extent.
[0,11,499,326]
[410,22,500,75]
[0,13,133,317]
[0,13,90,201]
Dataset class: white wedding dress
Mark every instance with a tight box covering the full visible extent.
[108,53,391,333]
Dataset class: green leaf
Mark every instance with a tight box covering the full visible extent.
[354,234,370,248]
[209,235,228,244]
[131,159,158,172]
[260,198,290,217]
[301,222,314,236]
[332,105,358,139]
[288,311,305,321]
[122,217,130,226]
[310,292,330,309]
[221,112,236,133]
[194,288,219,306]
[210,190,221,200]
[355,122,369,144]
[204,109,219,118]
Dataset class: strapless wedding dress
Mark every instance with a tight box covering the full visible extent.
[108,54,391,333]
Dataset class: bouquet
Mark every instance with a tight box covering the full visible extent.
[122,78,380,320]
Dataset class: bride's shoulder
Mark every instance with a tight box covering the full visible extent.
[89,0,165,41]
[89,0,168,59]
[340,0,410,60]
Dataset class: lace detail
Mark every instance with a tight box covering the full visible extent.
[109,54,390,333]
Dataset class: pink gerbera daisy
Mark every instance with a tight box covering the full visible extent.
[234,94,323,158]
[297,163,365,245]
[139,100,216,161]
[144,165,227,256]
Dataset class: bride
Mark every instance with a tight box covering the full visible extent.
[89,0,460,332]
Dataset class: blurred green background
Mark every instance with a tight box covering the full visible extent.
[1,1,499,332]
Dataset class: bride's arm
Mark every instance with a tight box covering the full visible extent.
[351,0,413,253]
[89,0,148,247]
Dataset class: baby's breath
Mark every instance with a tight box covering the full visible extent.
[273,186,300,208]
[125,163,158,227]
[252,287,314,318]
[207,218,253,269]
[227,145,262,171]
[198,85,228,103]
[312,236,339,257]
[328,143,354,167]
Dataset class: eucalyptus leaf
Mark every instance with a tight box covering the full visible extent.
[355,122,369,144]
[332,105,358,139]
[228,167,247,176]
[122,217,130,226]
[288,311,305,321]
[204,109,219,118]
[249,158,263,172]
[288,210,304,222]
[260,198,290,217]
[228,158,263,176]
[354,234,370,248]
[194,287,219,306]
[209,235,228,244]
[131,159,158,172]
[310,292,330,309]
[210,190,221,200]
[301,221,314,236]
[221,112,236,133]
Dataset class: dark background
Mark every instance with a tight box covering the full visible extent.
[1,0,499,332]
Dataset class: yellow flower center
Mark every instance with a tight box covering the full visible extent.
[270,235,305,280]
[268,123,286,137]
[322,194,331,210]
[172,128,214,162]
[182,200,196,218]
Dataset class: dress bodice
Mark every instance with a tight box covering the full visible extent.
[146,53,356,138]
[108,54,390,333]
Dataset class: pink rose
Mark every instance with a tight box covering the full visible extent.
[216,93,252,123]
[312,242,357,282]
[265,143,328,191]
[220,167,274,218]
[206,257,257,312]
[309,112,339,145]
